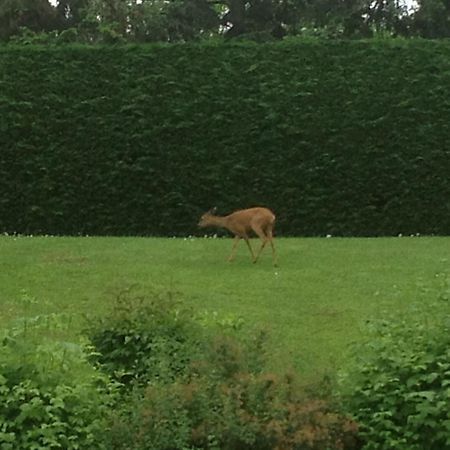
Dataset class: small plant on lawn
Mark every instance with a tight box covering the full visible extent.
[341,298,450,450]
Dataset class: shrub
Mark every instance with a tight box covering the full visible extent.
[341,299,450,450]
[90,291,359,449]
[106,342,357,450]
[110,369,359,450]
[85,290,204,387]
[0,315,114,450]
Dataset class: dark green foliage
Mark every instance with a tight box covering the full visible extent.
[0,0,58,41]
[1,40,450,236]
[341,298,450,449]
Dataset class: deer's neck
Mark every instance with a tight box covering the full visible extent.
[208,215,229,228]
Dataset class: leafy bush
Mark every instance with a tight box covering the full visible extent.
[341,299,450,450]
[85,290,204,387]
[0,315,114,450]
[0,377,109,450]
[88,291,359,449]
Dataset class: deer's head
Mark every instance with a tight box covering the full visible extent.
[198,207,217,227]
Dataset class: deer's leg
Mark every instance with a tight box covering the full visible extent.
[255,240,267,262]
[244,237,256,263]
[228,236,241,261]
[253,227,277,266]
[253,227,269,263]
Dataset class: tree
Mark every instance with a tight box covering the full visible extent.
[412,0,450,37]
[55,0,90,28]
[83,0,129,36]
[220,0,304,39]
[366,0,412,35]
[2,0,450,42]
[0,0,57,40]
[165,0,219,41]
[129,0,170,42]
[78,0,218,42]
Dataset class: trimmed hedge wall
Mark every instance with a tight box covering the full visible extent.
[1,40,450,236]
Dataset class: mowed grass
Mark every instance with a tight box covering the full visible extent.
[1,235,449,377]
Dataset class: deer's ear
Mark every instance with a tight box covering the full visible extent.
[210,206,217,214]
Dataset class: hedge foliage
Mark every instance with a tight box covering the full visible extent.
[1,39,450,236]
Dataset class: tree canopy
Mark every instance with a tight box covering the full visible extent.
[0,0,449,42]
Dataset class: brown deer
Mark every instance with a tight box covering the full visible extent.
[198,207,277,266]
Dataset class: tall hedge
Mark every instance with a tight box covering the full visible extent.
[1,40,449,236]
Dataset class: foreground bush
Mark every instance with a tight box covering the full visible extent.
[0,315,113,450]
[87,292,359,449]
[341,299,450,450]
[85,290,204,387]
[107,361,359,450]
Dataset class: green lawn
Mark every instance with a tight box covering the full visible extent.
[1,235,448,377]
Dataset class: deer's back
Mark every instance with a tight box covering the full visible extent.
[228,207,275,231]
